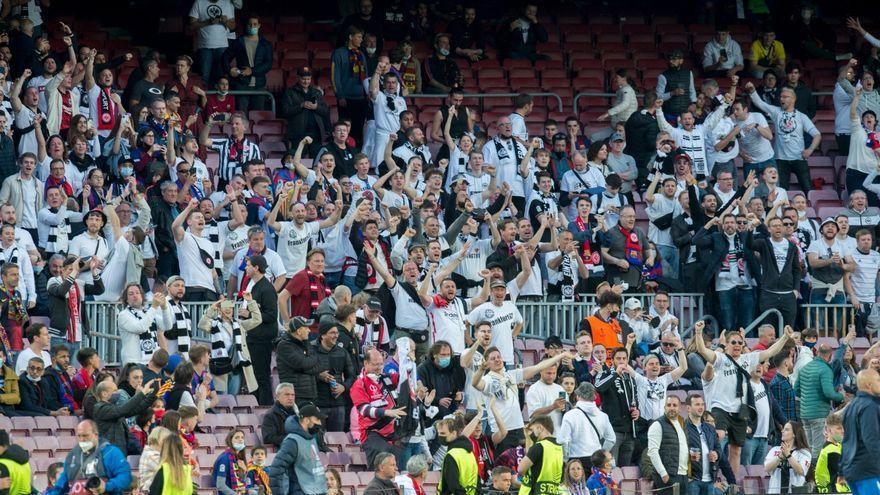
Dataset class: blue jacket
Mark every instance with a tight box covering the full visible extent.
[842,391,880,483]
[47,441,132,495]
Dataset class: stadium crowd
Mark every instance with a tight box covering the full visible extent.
[0,1,877,495]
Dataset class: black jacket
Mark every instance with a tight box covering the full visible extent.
[692,228,762,288]
[222,36,274,89]
[416,357,465,420]
[17,374,60,415]
[596,369,638,433]
[841,391,880,482]
[248,277,279,344]
[281,85,330,142]
[746,228,802,292]
[276,333,319,401]
[624,110,661,171]
[92,390,156,454]
[47,275,104,339]
[149,199,177,256]
[312,342,355,408]
[499,16,547,57]
[748,379,787,443]
[260,402,298,448]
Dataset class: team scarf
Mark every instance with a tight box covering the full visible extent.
[0,324,11,366]
[176,179,204,202]
[619,225,643,268]
[67,281,80,343]
[720,232,745,278]
[0,245,18,268]
[403,141,428,164]
[44,176,73,198]
[590,468,620,495]
[45,208,72,254]
[96,86,116,131]
[574,215,601,269]
[125,305,159,363]
[867,127,880,150]
[363,240,392,285]
[246,463,271,495]
[247,194,271,212]
[0,284,26,325]
[493,135,524,162]
[407,474,425,495]
[165,300,191,355]
[307,269,330,319]
[356,309,387,350]
[349,48,367,81]
[560,252,576,301]
[209,316,247,364]
[220,449,245,492]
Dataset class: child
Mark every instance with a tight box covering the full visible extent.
[586,449,621,495]
[246,446,271,495]
[44,462,63,495]
[815,411,849,493]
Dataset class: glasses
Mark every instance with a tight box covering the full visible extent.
[340,182,352,186]
[737,221,748,225]
[728,340,744,346]
[661,342,676,347]
[497,122,512,127]
[28,366,44,372]
[782,222,794,226]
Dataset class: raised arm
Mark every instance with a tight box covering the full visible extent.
[10,68,30,113]
[364,241,396,287]
[668,346,689,380]
[443,106,456,150]
[692,320,716,363]
[522,351,573,382]
[172,198,199,243]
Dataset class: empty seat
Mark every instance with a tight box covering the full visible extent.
[215,394,236,413]
[10,417,36,437]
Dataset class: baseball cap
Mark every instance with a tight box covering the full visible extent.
[486,261,504,270]
[289,316,314,331]
[408,243,427,253]
[318,320,337,335]
[674,151,692,163]
[624,298,643,310]
[367,297,382,311]
[451,174,470,185]
[544,335,563,349]
[299,404,328,421]
[490,279,507,289]
[297,67,312,77]
[610,132,625,142]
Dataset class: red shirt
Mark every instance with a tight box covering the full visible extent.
[284,269,329,328]
[60,92,72,131]
[205,94,236,120]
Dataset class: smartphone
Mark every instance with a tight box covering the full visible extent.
[720,49,728,59]
[472,208,486,219]
[78,256,93,269]
[558,391,567,399]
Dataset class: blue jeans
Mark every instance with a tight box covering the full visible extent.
[808,288,846,331]
[850,476,880,495]
[743,158,776,182]
[225,372,242,396]
[324,271,342,288]
[198,47,227,85]
[717,286,756,333]
[657,244,679,280]
[687,480,722,495]
[741,436,768,466]
[397,441,428,472]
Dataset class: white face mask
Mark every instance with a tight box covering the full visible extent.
[366,47,377,55]
[367,373,381,382]
[79,440,94,452]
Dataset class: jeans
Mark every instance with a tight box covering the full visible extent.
[717,286,756,333]
[611,429,637,467]
[808,288,846,331]
[850,476,880,495]
[743,158,776,182]
[225,371,242,396]
[653,474,688,495]
[758,290,797,329]
[776,159,812,192]
[803,417,827,458]
[855,302,874,338]
[397,441,429,473]
[324,271,342,289]
[342,275,361,297]
[657,243,680,280]
[234,86,267,114]
[247,341,275,406]
[198,47,227,86]
[741,436,768,466]
[687,480,722,495]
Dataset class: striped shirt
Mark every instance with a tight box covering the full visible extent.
[849,248,880,301]
[207,136,261,183]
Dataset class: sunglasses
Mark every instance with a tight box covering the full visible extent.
[661,342,676,347]
[782,222,794,227]
[737,221,748,225]
[728,340,744,346]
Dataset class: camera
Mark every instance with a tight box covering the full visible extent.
[86,477,102,491]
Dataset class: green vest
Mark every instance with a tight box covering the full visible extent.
[519,438,564,495]
[0,458,30,495]
[439,446,479,495]
[160,463,193,495]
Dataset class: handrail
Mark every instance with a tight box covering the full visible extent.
[679,314,719,341]
[406,92,564,113]
[574,91,836,115]
[205,90,277,115]
[742,308,784,337]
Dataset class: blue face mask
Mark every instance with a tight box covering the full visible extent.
[120,166,134,178]
[804,340,817,349]
[247,27,259,36]
[438,357,451,368]
[439,48,450,57]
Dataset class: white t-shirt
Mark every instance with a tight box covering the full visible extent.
[752,379,770,438]
[509,112,528,142]
[735,113,775,163]
[14,348,51,375]
[463,345,486,409]
[188,0,235,49]
[276,221,320,275]
[806,237,846,276]
[14,106,39,155]
[770,239,790,273]
[380,189,410,209]
[632,372,674,421]
[765,447,811,494]
[467,301,523,365]
[221,224,249,277]
[230,247,287,292]
[479,369,525,431]
[849,248,880,301]
[68,232,110,284]
[176,232,216,291]
[93,239,130,302]
[560,167,606,220]
[525,379,566,432]
[428,297,470,354]
[19,177,37,229]
[706,350,761,413]
[390,281,429,330]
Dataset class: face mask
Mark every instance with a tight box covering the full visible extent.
[528,433,538,443]
[118,165,134,178]
[366,47,377,55]
[27,375,40,383]
[610,311,620,319]
[805,341,817,349]
[78,440,94,452]
[253,459,265,466]
[218,90,228,97]
[367,373,381,382]
[247,27,259,36]
[831,433,843,443]
[439,48,450,57]
[438,357,451,368]
[308,425,321,434]
[439,435,451,446]
[232,442,246,452]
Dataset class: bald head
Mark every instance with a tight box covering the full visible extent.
[817,344,833,360]
[857,368,880,394]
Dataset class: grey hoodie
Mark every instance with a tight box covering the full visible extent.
[269,420,328,495]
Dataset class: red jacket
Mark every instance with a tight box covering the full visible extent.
[349,369,396,442]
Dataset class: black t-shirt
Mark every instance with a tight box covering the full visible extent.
[131,80,163,106]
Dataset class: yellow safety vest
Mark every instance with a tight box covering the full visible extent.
[519,438,564,495]
[0,458,30,495]
[160,463,194,495]
[439,446,479,495]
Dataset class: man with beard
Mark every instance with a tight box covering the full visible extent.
[482,116,532,212]
[646,395,690,494]
[68,210,110,284]
[161,276,191,357]
[657,50,696,119]
[392,126,432,169]
[313,321,355,432]
[171,198,218,301]
[37,186,84,258]
[423,272,490,355]
[83,51,124,140]
[807,217,855,309]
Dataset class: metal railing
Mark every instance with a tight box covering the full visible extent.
[407,92,564,113]
[573,90,837,115]
[802,303,857,337]
[743,308,784,337]
[516,293,705,342]
[205,90,277,114]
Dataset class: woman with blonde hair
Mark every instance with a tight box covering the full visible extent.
[150,433,193,495]
[138,426,173,493]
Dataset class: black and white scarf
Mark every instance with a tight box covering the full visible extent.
[127,306,160,363]
[560,252,576,302]
[404,141,428,164]
[203,219,222,268]
[165,300,191,355]
[46,208,72,254]
[493,136,524,162]
[0,244,19,267]
[721,233,745,278]
[209,317,248,366]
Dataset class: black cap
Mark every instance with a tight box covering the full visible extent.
[318,320,337,335]
[487,261,504,270]
[544,335,563,349]
[85,208,107,226]
[299,404,328,421]
[289,316,314,332]
[367,297,382,311]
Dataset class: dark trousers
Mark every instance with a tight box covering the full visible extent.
[234,85,267,114]
[321,405,346,432]
[183,287,218,302]
[363,430,402,470]
[758,290,798,328]
[836,134,852,156]
[652,473,688,495]
[247,341,274,405]
[847,168,880,207]
[156,248,179,279]
[776,159,811,192]
[337,98,367,144]
[612,429,637,466]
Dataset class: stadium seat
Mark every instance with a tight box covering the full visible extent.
[234,395,259,414]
